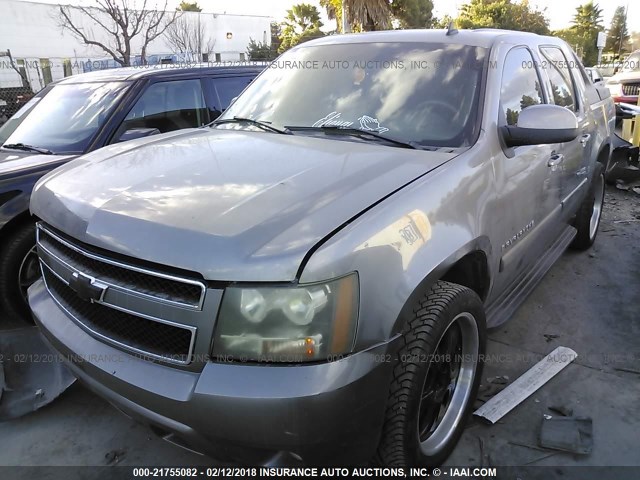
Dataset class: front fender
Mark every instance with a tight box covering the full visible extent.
[0,189,31,234]
[0,157,74,233]
[300,152,496,352]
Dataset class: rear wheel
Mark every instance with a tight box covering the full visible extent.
[571,163,605,250]
[376,281,486,466]
[0,222,39,324]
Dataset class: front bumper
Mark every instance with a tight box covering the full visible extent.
[613,95,639,105]
[29,279,396,464]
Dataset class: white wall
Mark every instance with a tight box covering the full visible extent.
[0,0,271,90]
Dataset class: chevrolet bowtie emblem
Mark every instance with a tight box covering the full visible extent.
[68,272,108,303]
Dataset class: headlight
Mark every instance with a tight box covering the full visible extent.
[212,273,359,363]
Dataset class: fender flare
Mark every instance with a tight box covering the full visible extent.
[0,192,32,240]
[390,235,493,337]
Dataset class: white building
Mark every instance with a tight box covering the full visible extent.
[0,0,271,91]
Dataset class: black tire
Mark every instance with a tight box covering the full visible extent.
[375,280,486,466]
[571,163,605,250]
[0,222,39,325]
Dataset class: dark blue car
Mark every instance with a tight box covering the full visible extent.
[0,64,263,323]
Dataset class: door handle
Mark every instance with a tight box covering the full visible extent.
[580,134,591,147]
[548,153,564,167]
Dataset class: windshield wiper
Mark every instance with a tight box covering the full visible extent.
[2,143,54,155]
[284,125,421,150]
[211,117,291,135]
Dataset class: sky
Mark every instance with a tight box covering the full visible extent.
[14,0,640,34]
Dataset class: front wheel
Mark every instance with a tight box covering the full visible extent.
[0,222,39,325]
[376,281,486,466]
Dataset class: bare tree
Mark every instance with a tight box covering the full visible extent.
[164,12,215,61]
[0,49,31,90]
[57,0,177,66]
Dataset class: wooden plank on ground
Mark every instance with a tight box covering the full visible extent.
[473,346,578,424]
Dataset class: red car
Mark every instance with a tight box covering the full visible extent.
[605,50,640,105]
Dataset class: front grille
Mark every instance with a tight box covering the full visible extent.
[38,227,205,308]
[621,83,640,96]
[36,223,202,365]
[42,267,194,363]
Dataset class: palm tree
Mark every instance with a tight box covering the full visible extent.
[283,3,324,35]
[320,0,392,32]
[347,0,392,30]
[570,1,603,66]
[320,0,343,31]
[572,1,603,36]
[279,3,324,53]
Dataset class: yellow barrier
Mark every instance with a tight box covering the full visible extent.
[621,96,640,147]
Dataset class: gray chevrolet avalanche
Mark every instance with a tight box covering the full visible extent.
[29,30,614,466]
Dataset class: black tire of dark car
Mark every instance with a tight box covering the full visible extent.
[376,280,486,466]
[571,162,605,250]
[0,222,39,324]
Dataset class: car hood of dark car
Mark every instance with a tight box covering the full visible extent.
[0,150,78,178]
[31,128,458,282]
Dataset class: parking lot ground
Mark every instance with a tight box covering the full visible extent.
[0,186,639,476]
[446,185,640,474]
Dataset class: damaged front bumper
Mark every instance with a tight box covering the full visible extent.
[29,278,396,465]
[0,325,75,420]
[606,134,640,185]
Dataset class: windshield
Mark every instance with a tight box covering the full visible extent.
[0,81,129,154]
[219,42,487,148]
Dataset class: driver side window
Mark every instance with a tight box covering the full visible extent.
[113,79,208,142]
[500,48,544,126]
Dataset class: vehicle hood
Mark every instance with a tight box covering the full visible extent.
[607,71,640,84]
[31,128,457,282]
[0,150,77,178]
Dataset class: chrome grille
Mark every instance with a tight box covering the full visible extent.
[37,226,205,309]
[621,83,640,96]
[36,223,203,365]
[42,267,194,363]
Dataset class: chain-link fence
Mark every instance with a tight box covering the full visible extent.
[0,57,76,126]
[0,51,259,127]
[0,56,109,127]
[0,85,33,127]
[1,56,95,91]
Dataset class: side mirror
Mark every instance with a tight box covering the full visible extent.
[501,104,579,147]
[117,127,160,143]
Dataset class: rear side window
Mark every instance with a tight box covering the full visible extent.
[539,47,577,111]
[210,76,254,116]
[500,48,544,126]
[118,79,208,136]
[573,52,601,106]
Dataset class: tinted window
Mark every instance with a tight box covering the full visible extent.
[500,48,544,126]
[574,54,601,106]
[219,43,487,148]
[0,90,47,145]
[210,76,254,116]
[118,79,208,136]
[540,47,576,111]
[0,82,128,154]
